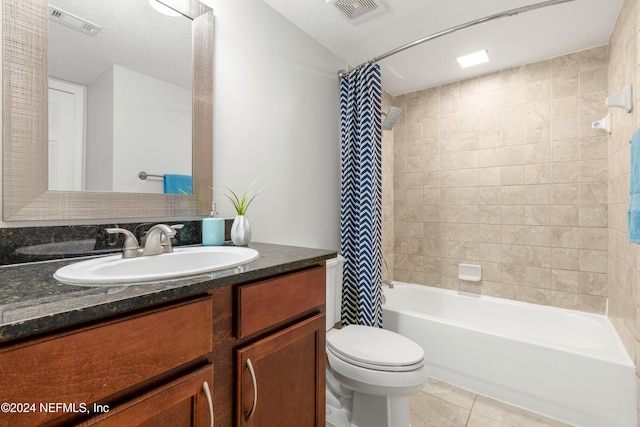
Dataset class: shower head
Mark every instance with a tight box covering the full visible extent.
[381,106,402,131]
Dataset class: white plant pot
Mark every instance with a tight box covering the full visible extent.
[231,215,252,246]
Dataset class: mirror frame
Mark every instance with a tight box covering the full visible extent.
[2,0,213,221]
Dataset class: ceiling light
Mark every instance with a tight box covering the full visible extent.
[148,0,181,17]
[456,50,489,68]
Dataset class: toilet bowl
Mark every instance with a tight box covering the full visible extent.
[325,256,429,427]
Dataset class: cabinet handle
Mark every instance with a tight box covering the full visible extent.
[203,381,214,427]
[245,358,258,420]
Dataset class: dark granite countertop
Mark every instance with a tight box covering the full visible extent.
[0,242,336,344]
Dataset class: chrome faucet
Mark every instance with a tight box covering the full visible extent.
[106,224,184,258]
[141,224,183,256]
[105,228,140,258]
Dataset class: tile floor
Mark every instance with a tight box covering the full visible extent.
[410,379,573,427]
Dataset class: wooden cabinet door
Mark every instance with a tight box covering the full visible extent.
[0,298,212,427]
[79,365,214,427]
[236,314,325,427]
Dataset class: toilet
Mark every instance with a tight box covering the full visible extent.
[325,256,429,427]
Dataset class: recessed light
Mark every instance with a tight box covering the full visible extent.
[456,50,489,68]
[148,0,181,17]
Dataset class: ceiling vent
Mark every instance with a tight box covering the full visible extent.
[328,0,386,24]
[48,5,102,36]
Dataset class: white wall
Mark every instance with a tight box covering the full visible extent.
[85,65,192,193]
[203,0,345,250]
[85,66,114,192]
[112,65,192,193]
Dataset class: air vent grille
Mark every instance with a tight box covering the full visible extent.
[331,0,386,23]
[48,5,102,36]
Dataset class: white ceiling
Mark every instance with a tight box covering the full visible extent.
[49,0,192,90]
[261,0,624,96]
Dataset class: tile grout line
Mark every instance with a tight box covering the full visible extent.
[464,393,479,426]
[422,384,478,426]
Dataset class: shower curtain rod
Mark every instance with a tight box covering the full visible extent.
[337,0,577,79]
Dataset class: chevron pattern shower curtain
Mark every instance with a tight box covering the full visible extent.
[339,63,383,328]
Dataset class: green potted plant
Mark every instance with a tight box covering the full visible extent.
[219,180,263,246]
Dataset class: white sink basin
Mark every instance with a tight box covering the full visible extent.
[54,246,259,286]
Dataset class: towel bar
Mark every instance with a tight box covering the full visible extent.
[138,171,164,180]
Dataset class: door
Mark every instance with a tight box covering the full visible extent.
[48,78,85,191]
[236,314,326,427]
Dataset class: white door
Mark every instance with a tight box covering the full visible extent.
[48,79,86,191]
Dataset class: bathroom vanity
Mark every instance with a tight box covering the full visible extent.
[0,242,334,427]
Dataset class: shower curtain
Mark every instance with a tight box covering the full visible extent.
[339,63,383,328]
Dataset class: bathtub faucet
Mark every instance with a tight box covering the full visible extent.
[380,279,393,305]
[381,257,394,289]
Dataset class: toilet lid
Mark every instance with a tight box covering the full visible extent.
[327,325,424,372]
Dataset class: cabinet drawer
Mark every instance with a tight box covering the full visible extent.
[0,297,212,427]
[236,266,325,338]
[78,364,214,426]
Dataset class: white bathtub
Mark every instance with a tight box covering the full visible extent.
[381,283,636,427]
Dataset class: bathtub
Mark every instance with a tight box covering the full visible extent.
[381,283,636,427]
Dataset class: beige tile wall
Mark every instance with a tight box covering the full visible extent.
[387,46,610,313]
[607,0,640,378]
[382,91,395,280]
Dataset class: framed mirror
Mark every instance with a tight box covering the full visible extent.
[2,0,213,221]
[48,0,193,194]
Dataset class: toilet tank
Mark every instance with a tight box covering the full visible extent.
[325,255,345,331]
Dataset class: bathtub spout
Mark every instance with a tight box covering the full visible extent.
[382,280,394,289]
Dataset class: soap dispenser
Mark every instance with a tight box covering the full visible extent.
[202,202,225,246]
